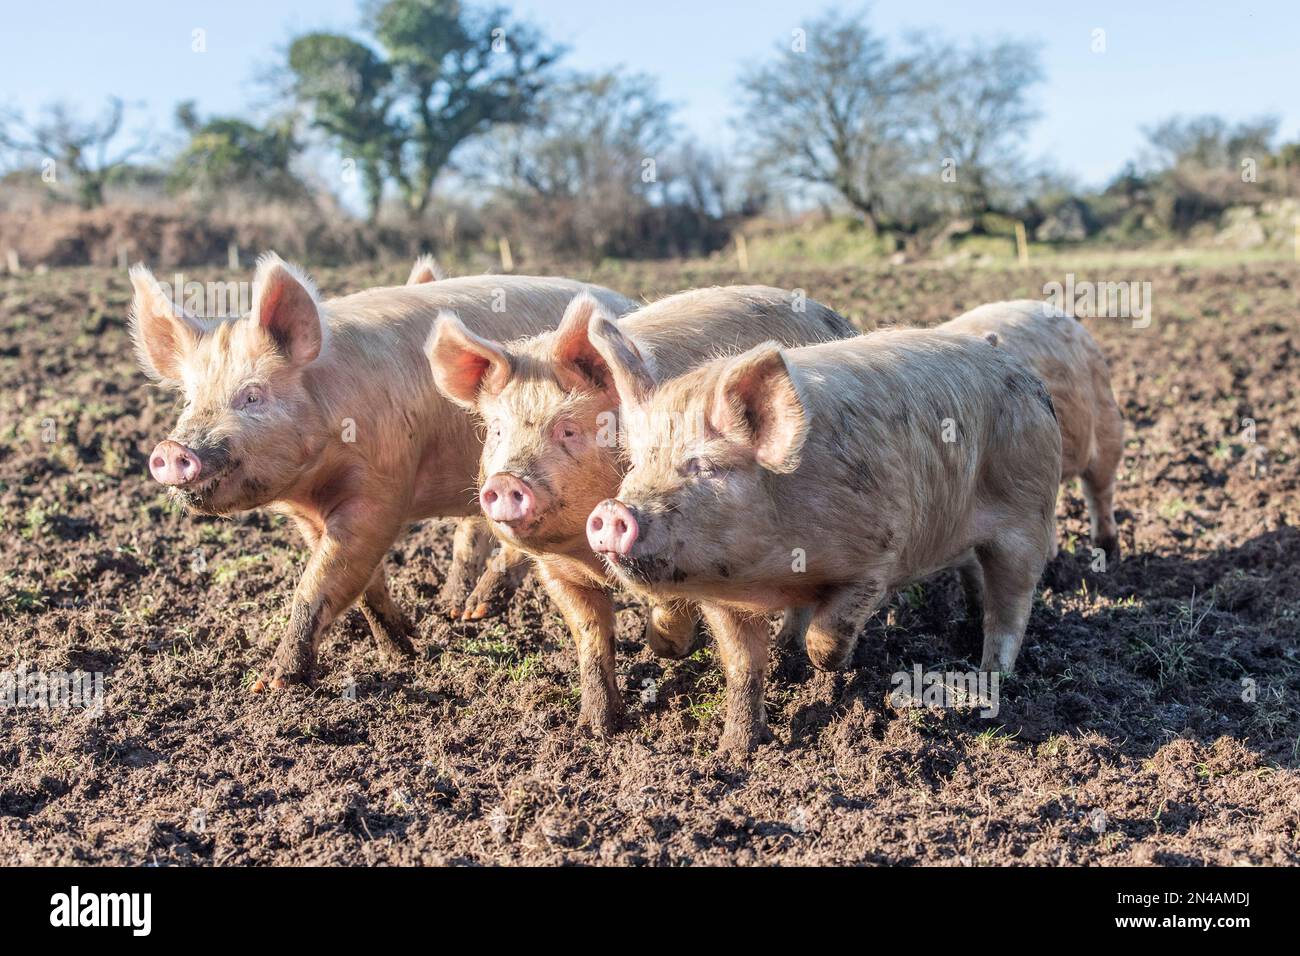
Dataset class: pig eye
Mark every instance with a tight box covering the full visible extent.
[552,420,582,444]
[683,457,719,478]
[235,385,264,410]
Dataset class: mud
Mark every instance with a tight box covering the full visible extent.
[1,260,1297,865]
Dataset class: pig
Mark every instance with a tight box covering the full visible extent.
[406,254,445,286]
[586,330,1062,753]
[129,252,635,689]
[404,254,535,620]
[426,287,856,735]
[939,300,1123,565]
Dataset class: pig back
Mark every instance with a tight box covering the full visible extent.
[313,275,634,418]
[778,329,1062,582]
[620,285,856,380]
[940,299,1112,476]
[303,276,635,511]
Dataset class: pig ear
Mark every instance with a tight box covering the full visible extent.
[427,310,513,409]
[551,292,627,393]
[708,343,808,474]
[587,313,655,407]
[407,254,444,285]
[251,252,323,367]
[128,264,204,384]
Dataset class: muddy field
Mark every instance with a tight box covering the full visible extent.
[1,257,1298,866]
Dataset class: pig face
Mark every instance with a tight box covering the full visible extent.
[427,293,631,555]
[587,339,809,591]
[130,254,327,516]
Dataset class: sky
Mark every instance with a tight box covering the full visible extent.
[2,0,1297,192]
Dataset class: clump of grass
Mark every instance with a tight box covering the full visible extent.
[1039,734,1067,757]
[21,500,54,539]
[211,553,265,585]
[0,574,46,615]
[1131,590,1214,689]
[1245,683,1296,740]
[901,583,925,611]
[683,664,725,726]
[684,686,725,726]
[1157,497,1191,521]
[461,638,514,660]
[974,725,1020,750]
[459,633,540,683]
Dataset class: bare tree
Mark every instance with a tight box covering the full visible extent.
[910,37,1043,217]
[485,71,673,199]
[1139,114,1281,231]
[0,97,148,208]
[668,140,768,221]
[1143,114,1278,172]
[473,69,675,255]
[735,10,915,231]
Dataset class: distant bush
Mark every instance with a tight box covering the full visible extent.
[0,200,431,269]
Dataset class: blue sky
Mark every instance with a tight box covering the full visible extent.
[2,0,1296,190]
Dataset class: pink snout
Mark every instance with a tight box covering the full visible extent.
[480,472,535,524]
[587,499,639,556]
[149,439,202,486]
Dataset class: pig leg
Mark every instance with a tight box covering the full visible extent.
[460,545,532,620]
[538,566,622,736]
[358,568,417,664]
[1082,459,1120,566]
[259,503,405,689]
[699,603,772,755]
[297,513,414,664]
[975,536,1044,673]
[436,518,496,618]
[774,606,814,648]
[644,600,703,659]
[957,554,984,626]
[804,582,885,671]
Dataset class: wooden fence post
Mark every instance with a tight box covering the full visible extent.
[1014,221,1029,266]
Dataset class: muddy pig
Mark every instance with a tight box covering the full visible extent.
[940,300,1123,565]
[586,330,1062,753]
[427,287,856,735]
[130,252,635,689]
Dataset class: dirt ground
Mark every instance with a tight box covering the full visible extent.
[1,257,1297,865]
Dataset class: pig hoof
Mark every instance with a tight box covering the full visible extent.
[577,708,620,740]
[251,672,297,693]
[380,645,414,665]
[378,632,416,663]
[1099,536,1121,566]
[434,582,472,618]
[466,602,490,620]
[718,722,770,756]
[260,666,303,692]
[806,646,854,672]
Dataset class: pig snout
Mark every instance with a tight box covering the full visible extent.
[587,499,639,556]
[149,439,203,486]
[480,473,536,524]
